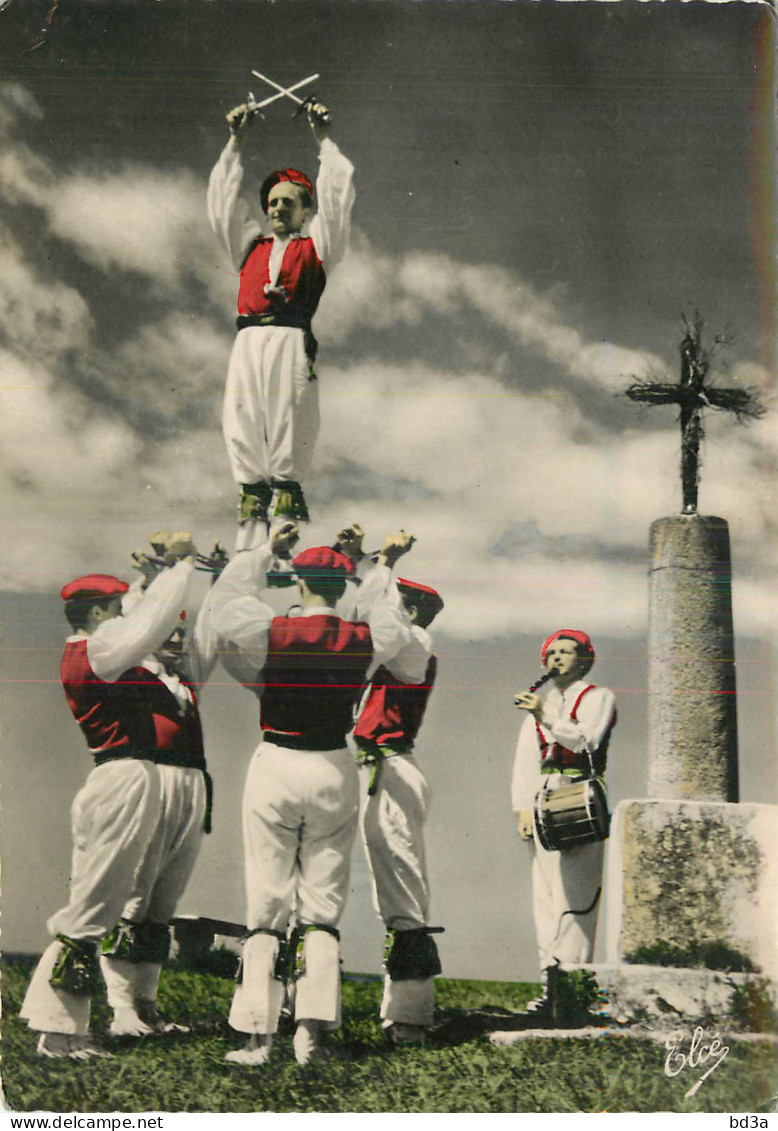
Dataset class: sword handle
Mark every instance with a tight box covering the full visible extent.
[295,94,332,123]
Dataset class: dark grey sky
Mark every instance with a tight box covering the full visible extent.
[3,0,772,362]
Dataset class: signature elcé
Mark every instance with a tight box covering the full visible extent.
[664,1026,730,1098]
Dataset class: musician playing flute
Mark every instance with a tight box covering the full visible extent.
[511,630,617,1017]
[207,94,354,547]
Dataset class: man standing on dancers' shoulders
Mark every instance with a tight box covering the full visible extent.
[353,562,445,1047]
[511,630,616,1017]
[208,92,355,547]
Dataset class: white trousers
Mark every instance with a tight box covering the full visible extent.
[100,765,206,1013]
[222,325,320,487]
[361,754,436,1028]
[20,760,162,1035]
[528,777,604,971]
[229,741,359,1035]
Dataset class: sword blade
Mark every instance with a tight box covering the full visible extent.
[252,88,288,111]
[251,70,319,107]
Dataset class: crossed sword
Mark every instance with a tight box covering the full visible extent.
[246,69,331,121]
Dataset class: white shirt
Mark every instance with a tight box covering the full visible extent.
[511,679,616,812]
[207,135,355,276]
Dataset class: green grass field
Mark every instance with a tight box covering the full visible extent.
[3,958,776,1114]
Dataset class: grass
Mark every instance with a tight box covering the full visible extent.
[3,957,777,1114]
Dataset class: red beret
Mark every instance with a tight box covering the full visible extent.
[293,546,355,578]
[260,168,314,213]
[60,574,129,602]
[397,578,444,614]
[541,629,595,666]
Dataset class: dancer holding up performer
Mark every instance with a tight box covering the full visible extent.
[353,571,445,1046]
[511,630,617,1018]
[98,540,220,1038]
[20,533,209,1058]
[207,524,419,1066]
[208,93,354,546]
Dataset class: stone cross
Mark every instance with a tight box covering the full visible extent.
[626,319,762,803]
[625,318,763,513]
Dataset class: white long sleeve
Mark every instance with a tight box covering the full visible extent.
[187,598,220,689]
[511,714,543,813]
[308,136,355,269]
[382,624,432,686]
[207,139,263,272]
[120,577,146,617]
[86,561,195,684]
[203,544,275,690]
[121,573,216,690]
[354,563,418,680]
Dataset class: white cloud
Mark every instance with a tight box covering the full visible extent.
[320,242,670,391]
[0,87,219,299]
[113,314,229,416]
[314,359,776,639]
[0,236,93,357]
[47,168,213,290]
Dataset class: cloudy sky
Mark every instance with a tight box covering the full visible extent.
[1,0,776,981]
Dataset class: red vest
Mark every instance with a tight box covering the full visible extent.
[535,684,615,775]
[238,237,326,320]
[353,656,437,751]
[60,639,205,768]
[260,615,373,749]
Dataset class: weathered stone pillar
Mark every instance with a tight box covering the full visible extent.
[647,514,738,802]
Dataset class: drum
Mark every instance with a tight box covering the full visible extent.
[533,776,610,852]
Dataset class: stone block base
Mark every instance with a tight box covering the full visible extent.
[564,962,778,1033]
[605,800,778,978]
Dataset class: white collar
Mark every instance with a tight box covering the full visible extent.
[301,605,336,617]
[266,229,307,243]
[563,678,591,698]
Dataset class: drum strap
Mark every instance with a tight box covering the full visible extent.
[559,885,602,920]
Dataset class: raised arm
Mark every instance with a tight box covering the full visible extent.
[354,531,420,678]
[206,546,273,658]
[307,103,355,270]
[207,105,264,272]
[87,534,198,683]
[183,601,219,690]
[202,526,296,689]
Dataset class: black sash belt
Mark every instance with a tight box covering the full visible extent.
[236,312,318,362]
[262,730,347,752]
[92,749,213,833]
[93,747,205,771]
